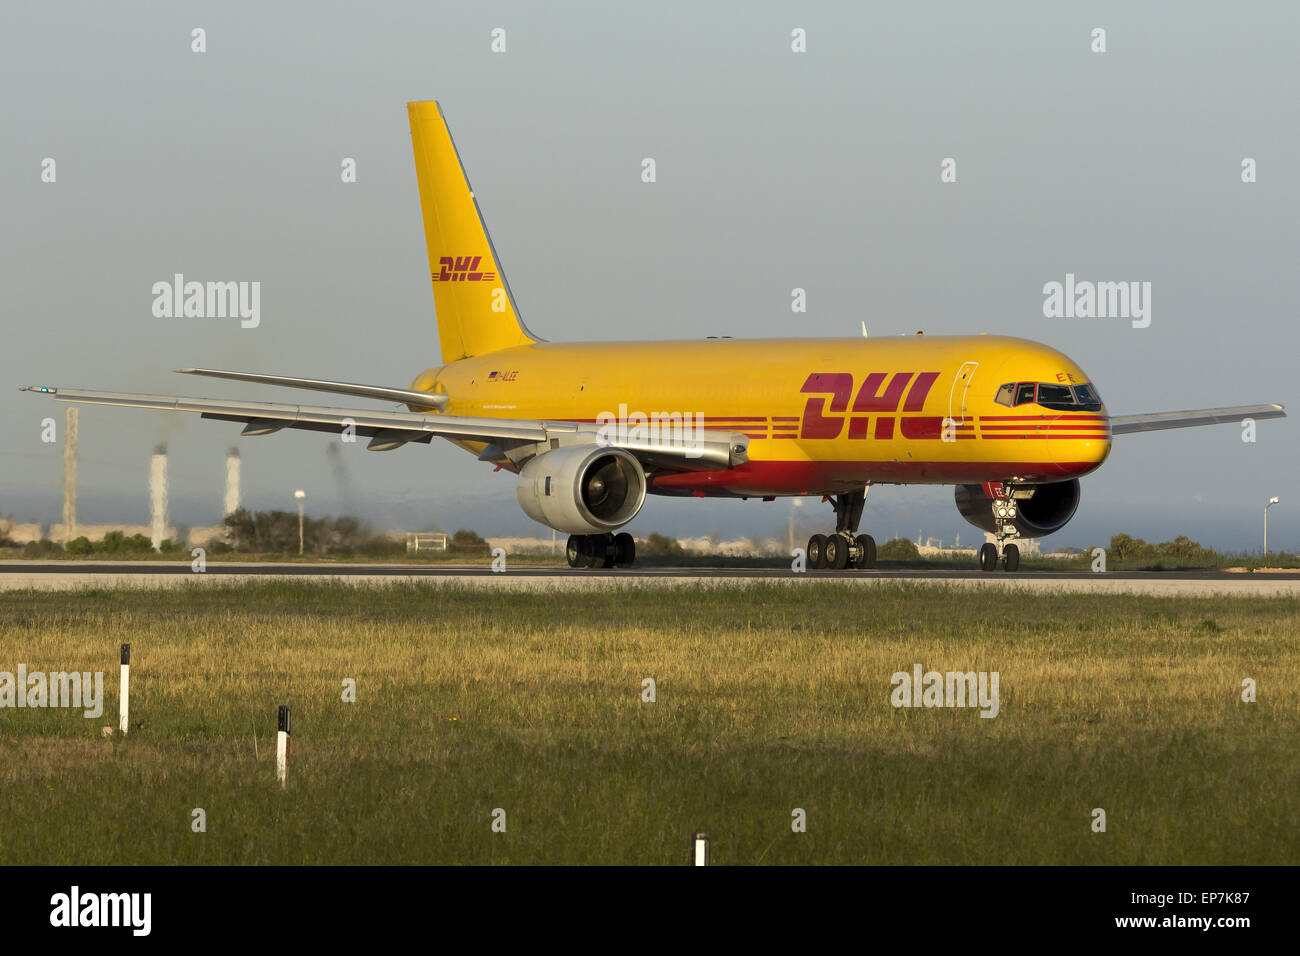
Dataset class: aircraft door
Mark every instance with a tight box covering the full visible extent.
[949,361,979,426]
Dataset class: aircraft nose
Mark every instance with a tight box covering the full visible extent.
[1050,413,1111,477]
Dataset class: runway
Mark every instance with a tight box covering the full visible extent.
[2,561,1299,596]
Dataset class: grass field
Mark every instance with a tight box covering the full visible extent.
[1,581,1296,865]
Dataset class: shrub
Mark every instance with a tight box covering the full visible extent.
[1109,533,1219,567]
[878,537,921,561]
[98,530,127,553]
[218,507,399,555]
[449,529,490,555]
[358,537,405,558]
[126,534,154,553]
[640,533,686,557]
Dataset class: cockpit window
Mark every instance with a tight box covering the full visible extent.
[1073,383,1101,407]
[1036,384,1074,407]
[1002,381,1104,412]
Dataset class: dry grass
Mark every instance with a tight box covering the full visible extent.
[1,581,1297,864]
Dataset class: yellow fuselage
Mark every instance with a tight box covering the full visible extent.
[409,335,1111,496]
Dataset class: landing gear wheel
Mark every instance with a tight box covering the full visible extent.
[807,534,829,570]
[614,532,636,567]
[979,542,999,573]
[825,534,850,570]
[853,534,876,569]
[595,533,616,568]
[566,534,586,569]
[1002,543,1019,573]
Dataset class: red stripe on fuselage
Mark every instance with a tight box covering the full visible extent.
[979,434,1110,440]
[979,424,1113,431]
[651,457,1102,494]
[979,415,1108,422]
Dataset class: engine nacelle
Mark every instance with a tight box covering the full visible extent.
[516,446,648,534]
[954,479,1081,539]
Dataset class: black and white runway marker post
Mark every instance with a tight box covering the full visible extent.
[693,832,710,866]
[276,705,291,787]
[119,643,130,735]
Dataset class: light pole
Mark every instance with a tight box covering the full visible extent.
[1264,496,1279,556]
[294,489,306,555]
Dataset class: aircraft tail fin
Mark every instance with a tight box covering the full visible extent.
[407,100,538,364]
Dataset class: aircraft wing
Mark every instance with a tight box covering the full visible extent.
[1110,403,1286,435]
[19,385,745,470]
[175,368,449,409]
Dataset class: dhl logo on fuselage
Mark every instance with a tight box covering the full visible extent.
[799,371,955,440]
[431,255,497,283]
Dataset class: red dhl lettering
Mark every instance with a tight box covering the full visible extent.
[432,255,498,282]
[799,371,942,439]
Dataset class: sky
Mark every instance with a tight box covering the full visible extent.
[2,1,1297,552]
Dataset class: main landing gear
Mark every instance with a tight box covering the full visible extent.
[566,532,636,569]
[806,487,877,570]
[979,481,1021,573]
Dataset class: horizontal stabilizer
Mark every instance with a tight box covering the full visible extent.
[1110,403,1286,435]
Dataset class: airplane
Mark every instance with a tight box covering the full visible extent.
[22,100,1287,573]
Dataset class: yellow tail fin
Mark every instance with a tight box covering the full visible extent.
[408,100,538,363]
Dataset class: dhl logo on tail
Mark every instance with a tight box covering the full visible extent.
[432,255,496,283]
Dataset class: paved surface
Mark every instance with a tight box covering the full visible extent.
[2,562,1298,596]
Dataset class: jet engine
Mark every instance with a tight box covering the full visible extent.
[954,479,1081,539]
[516,445,648,534]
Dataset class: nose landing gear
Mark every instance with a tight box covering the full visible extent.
[980,483,1023,573]
[1002,542,1020,572]
[980,540,1020,572]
